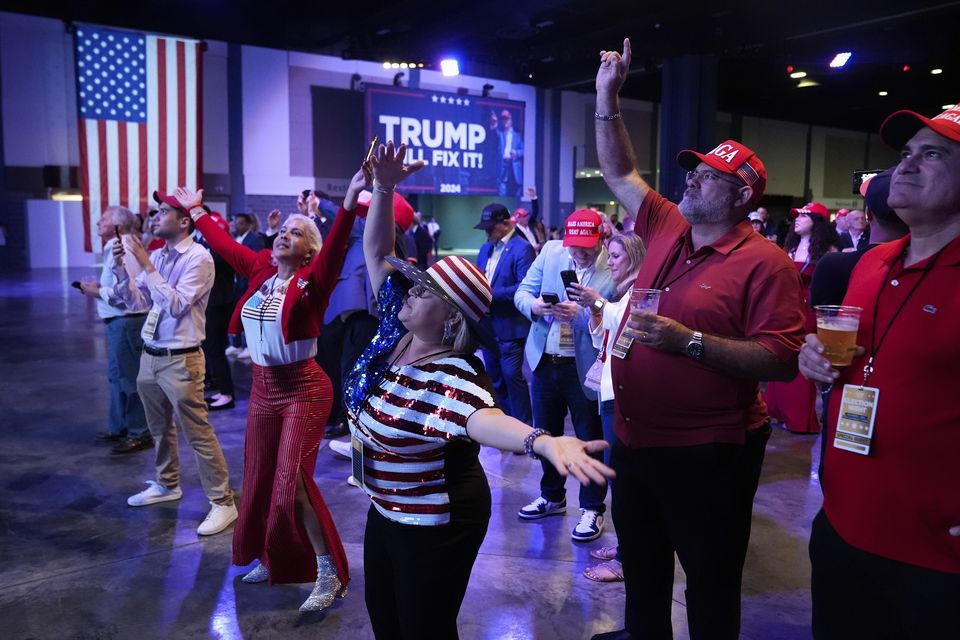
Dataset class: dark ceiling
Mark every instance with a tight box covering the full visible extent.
[6,0,960,132]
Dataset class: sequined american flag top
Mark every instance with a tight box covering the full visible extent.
[351,355,496,527]
[74,25,202,252]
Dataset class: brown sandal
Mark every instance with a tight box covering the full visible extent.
[583,559,624,583]
[589,545,619,561]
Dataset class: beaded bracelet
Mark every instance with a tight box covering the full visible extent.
[594,112,622,121]
[523,428,549,459]
[189,206,207,222]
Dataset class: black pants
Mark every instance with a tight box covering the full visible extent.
[810,509,960,639]
[202,301,234,395]
[318,312,380,426]
[611,435,764,640]
[364,506,488,640]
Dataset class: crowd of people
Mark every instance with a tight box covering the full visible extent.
[73,35,959,639]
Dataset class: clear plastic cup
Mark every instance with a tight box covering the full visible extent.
[630,288,662,315]
[814,305,863,367]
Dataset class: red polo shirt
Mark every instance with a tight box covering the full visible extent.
[611,190,805,447]
[823,234,960,574]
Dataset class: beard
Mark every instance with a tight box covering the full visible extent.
[678,189,738,224]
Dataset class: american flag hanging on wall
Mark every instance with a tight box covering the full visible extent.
[74,25,202,252]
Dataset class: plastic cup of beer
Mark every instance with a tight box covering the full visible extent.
[814,305,862,367]
[630,288,662,315]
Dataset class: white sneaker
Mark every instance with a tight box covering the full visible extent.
[328,439,351,460]
[571,509,605,542]
[197,502,238,536]
[127,481,183,507]
[225,346,240,356]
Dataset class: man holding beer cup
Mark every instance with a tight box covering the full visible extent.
[799,103,960,638]
[591,38,807,640]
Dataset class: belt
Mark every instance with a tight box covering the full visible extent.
[542,354,576,365]
[143,345,200,357]
[103,312,148,325]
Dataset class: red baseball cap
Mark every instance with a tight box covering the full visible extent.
[676,140,767,203]
[153,191,186,213]
[514,207,530,218]
[790,202,830,220]
[880,102,960,149]
[356,190,416,232]
[562,209,603,248]
[835,208,850,217]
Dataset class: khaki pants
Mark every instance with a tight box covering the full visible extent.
[137,350,234,506]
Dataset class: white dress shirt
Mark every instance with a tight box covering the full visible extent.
[113,236,214,349]
[96,237,144,320]
[484,227,516,282]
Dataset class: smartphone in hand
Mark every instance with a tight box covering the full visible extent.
[560,269,578,290]
[542,292,561,305]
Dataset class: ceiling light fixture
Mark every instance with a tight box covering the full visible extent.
[382,62,390,69]
[797,79,819,88]
[931,68,943,75]
[829,52,852,68]
[943,104,956,109]
[878,91,888,96]
[440,59,460,76]
[790,71,807,79]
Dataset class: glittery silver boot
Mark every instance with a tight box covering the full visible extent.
[241,562,269,584]
[299,555,345,613]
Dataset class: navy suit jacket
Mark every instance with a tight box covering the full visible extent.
[476,231,535,341]
[497,129,524,184]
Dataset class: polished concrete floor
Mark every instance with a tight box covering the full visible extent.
[0,269,824,639]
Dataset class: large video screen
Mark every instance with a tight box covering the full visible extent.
[364,86,526,196]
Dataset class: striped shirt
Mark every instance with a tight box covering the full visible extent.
[351,354,496,526]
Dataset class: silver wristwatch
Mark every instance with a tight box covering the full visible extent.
[686,331,705,360]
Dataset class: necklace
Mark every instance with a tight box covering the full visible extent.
[257,274,293,341]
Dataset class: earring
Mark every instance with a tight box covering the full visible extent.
[442,322,454,345]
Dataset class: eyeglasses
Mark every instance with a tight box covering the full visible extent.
[686,169,743,187]
[408,284,430,299]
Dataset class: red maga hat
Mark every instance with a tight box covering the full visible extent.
[562,209,603,248]
[677,140,767,203]
[880,103,960,149]
[790,202,830,220]
[356,190,415,232]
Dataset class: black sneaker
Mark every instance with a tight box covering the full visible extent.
[111,435,155,455]
[518,496,566,520]
[96,430,127,443]
[571,509,605,542]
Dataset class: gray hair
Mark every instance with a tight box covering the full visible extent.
[106,206,138,233]
[282,213,323,260]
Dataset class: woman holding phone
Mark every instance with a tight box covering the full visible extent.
[172,166,366,613]
[568,231,646,583]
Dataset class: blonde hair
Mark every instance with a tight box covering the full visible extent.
[607,232,646,275]
[280,213,323,261]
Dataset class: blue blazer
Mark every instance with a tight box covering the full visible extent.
[514,240,614,401]
[324,217,377,324]
[476,231,535,341]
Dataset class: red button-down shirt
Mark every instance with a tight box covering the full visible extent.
[612,190,805,447]
[823,234,960,574]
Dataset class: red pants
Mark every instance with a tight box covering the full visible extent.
[232,358,349,586]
